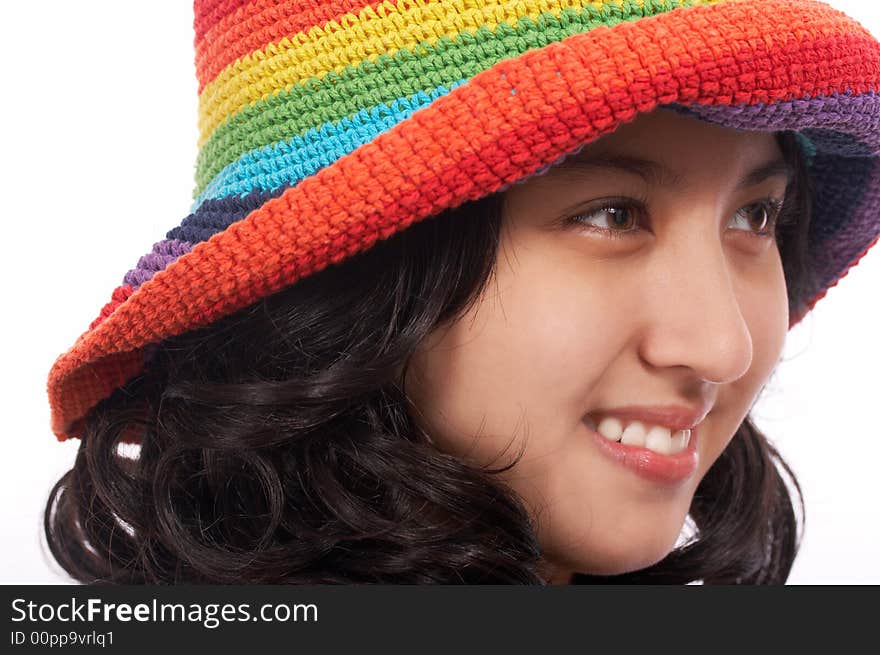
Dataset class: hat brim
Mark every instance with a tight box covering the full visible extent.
[48,0,880,441]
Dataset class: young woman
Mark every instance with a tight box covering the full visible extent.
[45,0,880,584]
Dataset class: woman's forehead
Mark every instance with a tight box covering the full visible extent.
[544,108,786,187]
[583,107,781,159]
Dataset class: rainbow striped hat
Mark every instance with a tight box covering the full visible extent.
[48,0,880,441]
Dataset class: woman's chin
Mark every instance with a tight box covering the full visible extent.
[549,526,685,578]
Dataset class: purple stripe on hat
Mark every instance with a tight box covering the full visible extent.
[121,185,292,291]
[123,240,193,291]
[667,90,880,154]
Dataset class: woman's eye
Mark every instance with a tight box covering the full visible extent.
[565,197,785,240]
[729,198,784,237]
[565,200,644,239]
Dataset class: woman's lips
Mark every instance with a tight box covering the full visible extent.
[584,418,700,485]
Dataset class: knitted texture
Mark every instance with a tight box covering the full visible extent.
[47,0,880,441]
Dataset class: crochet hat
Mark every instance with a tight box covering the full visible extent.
[48,0,880,442]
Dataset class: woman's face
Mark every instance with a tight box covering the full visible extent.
[403,108,791,582]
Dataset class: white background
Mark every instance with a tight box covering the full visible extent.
[1,1,877,584]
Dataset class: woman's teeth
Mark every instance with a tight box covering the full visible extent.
[585,415,691,455]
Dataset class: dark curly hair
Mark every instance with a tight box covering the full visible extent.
[44,130,812,584]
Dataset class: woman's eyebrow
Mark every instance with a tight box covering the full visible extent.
[548,152,794,190]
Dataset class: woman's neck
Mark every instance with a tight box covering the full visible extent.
[538,559,574,585]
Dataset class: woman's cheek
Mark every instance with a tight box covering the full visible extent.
[740,251,789,390]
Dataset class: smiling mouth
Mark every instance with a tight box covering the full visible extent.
[584,414,692,456]
[583,416,700,486]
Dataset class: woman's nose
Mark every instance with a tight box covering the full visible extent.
[636,233,754,385]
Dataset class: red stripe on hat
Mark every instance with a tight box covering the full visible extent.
[195,0,385,94]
